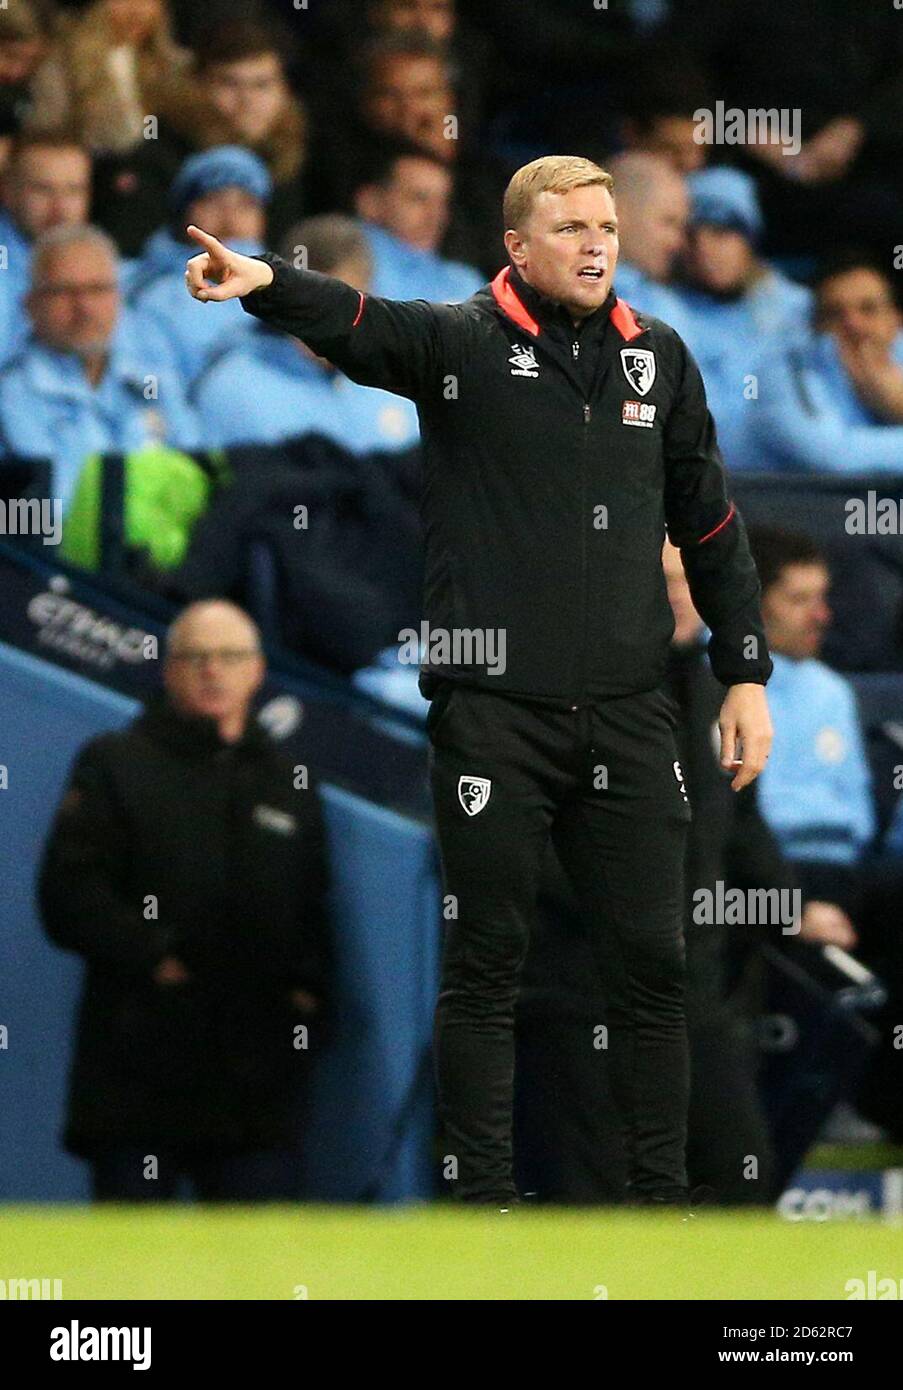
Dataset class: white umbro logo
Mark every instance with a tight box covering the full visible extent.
[673,759,689,803]
[458,775,492,816]
[509,344,539,378]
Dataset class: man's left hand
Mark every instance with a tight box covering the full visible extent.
[719,683,773,791]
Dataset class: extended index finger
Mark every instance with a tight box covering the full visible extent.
[186,224,221,253]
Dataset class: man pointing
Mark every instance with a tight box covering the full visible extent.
[186,155,773,1208]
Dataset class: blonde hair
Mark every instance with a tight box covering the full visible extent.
[503,155,614,231]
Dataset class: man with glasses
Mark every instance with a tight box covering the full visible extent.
[0,222,198,512]
[40,599,332,1201]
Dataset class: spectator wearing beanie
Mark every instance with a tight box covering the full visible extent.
[126,145,271,383]
[675,167,812,472]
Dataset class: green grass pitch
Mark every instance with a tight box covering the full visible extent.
[3,1206,901,1299]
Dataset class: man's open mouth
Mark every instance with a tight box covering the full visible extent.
[577,267,605,280]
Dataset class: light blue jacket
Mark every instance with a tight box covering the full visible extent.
[613,260,699,344]
[0,308,199,511]
[757,653,875,864]
[0,221,170,369]
[737,331,903,474]
[193,325,419,453]
[360,221,483,303]
[127,227,261,383]
[675,270,813,471]
[0,211,33,367]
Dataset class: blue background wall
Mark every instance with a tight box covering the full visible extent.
[0,642,440,1201]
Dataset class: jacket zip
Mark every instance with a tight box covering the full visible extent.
[573,399,591,710]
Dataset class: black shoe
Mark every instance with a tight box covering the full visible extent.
[626,1185,716,1217]
[677,1184,717,1221]
[461,1191,521,1211]
[628,1186,689,1207]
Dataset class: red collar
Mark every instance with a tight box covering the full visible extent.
[490,266,541,336]
[490,265,645,342]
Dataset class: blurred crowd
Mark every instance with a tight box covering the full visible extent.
[6,0,903,1200]
[2,0,903,509]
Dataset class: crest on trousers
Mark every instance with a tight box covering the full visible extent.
[458,775,492,816]
[620,347,656,396]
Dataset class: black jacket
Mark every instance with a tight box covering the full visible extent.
[168,433,424,674]
[39,699,331,1155]
[241,255,772,703]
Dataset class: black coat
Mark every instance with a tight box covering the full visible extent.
[168,433,424,674]
[39,699,331,1156]
[241,255,771,703]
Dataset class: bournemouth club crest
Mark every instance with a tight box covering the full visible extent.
[458,775,492,816]
[620,347,656,396]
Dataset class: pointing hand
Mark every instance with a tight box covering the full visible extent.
[184,224,274,302]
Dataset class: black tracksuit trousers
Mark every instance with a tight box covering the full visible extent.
[428,680,692,1204]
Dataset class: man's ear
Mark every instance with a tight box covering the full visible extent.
[504,228,526,268]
